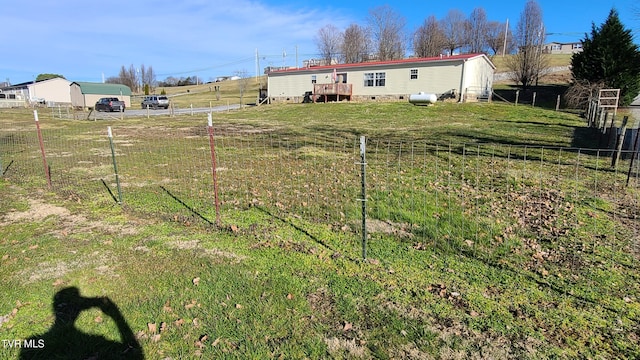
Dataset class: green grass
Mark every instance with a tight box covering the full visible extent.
[1,102,639,359]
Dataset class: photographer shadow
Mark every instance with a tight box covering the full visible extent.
[20,287,143,360]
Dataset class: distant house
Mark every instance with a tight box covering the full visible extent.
[215,75,242,82]
[267,54,495,103]
[543,42,583,54]
[0,77,72,107]
[70,82,132,109]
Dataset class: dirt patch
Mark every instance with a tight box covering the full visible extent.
[16,251,116,284]
[382,300,541,359]
[324,337,368,358]
[2,199,70,223]
[365,219,414,238]
[1,198,139,237]
[166,239,246,263]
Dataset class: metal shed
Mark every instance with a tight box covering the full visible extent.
[70,82,132,109]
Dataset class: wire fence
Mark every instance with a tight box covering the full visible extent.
[1,113,639,267]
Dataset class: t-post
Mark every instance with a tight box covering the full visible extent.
[358,136,367,260]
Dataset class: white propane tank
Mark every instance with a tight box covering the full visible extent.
[409,92,437,105]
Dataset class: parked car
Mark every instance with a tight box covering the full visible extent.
[141,95,170,109]
[95,97,125,112]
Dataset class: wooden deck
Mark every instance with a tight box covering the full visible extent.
[313,83,352,102]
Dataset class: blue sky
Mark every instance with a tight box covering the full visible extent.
[1,0,638,84]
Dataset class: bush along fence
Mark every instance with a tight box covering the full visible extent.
[0,111,639,267]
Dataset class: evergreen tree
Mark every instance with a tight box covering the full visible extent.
[571,9,640,106]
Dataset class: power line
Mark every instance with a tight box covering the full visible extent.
[155,56,256,77]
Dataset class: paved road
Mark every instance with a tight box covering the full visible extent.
[90,103,241,120]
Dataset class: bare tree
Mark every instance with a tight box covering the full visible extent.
[564,78,606,109]
[467,8,488,53]
[440,9,468,55]
[140,65,157,90]
[341,23,370,63]
[235,70,251,107]
[506,0,549,88]
[315,24,342,64]
[115,65,139,92]
[413,16,446,57]
[368,5,406,61]
[485,21,513,55]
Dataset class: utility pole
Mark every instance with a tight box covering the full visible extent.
[503,18,509,57]
[255,48,259,82]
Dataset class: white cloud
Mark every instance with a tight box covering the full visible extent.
[1,0,352,82]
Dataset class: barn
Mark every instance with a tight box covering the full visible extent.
[70,82,132,109]
[267,54,495,103]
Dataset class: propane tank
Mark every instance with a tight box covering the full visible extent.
[409,92,437,105]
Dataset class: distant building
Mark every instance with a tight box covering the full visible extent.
[543,42,583,54]
[69,82,132,109]
[267,54,495,103]
[214,75,242,82]
[0,77,72,107]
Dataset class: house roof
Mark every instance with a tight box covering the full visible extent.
[269,53,495,75]
[546,41,582,45]
[71,82,132,96]
[1,77,70,90]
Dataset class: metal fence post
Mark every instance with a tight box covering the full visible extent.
[358,136,368,260]
[107,127,123,204]
[34,110,52,188]
[207,113,221,226]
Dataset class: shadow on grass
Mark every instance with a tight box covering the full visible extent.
[494,85,570,109]
[254,205,358,262]
[101,179,119,204]
[20,287,143,360]
[160,186,216,226]
[571,126,603,149]
[1,160,14,176]
[455,247,639,322]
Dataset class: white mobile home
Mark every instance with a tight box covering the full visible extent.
[267,54,495,103]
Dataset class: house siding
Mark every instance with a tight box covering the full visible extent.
[28,77,72,104]
[543,42,583,54]
[268,54,495,103]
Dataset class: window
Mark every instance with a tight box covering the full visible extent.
[311,75,316,84]
[364,73,374,87]
[337,73,347,83]
[572,43,582,49]
[410,69,418,80]
[551,44,561,51]
[365,72,385,87]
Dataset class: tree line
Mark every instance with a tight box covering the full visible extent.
[105,64,157,94]
[105,65,208,92]
[315,1,640,106]
[314,2,547,87]
[315,5,515,64]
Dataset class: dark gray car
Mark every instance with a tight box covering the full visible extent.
[95,97,125,112]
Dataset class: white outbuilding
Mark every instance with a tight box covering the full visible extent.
[0,77,72,107]
[267,53,495,103]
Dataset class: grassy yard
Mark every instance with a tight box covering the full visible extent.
[0,102,639,359]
